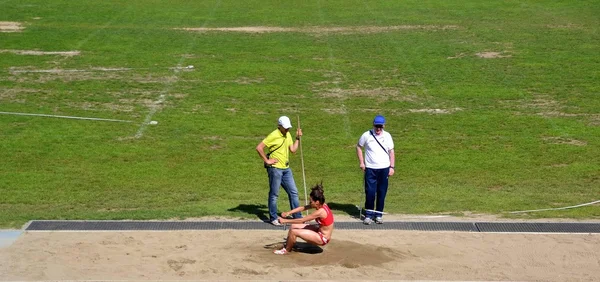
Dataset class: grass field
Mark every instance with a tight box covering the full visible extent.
[1,0,598,228]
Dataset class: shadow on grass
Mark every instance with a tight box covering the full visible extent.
[228,204,270,222]
[328,202,361,218]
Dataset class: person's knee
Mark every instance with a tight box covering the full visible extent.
[290,229,301,237]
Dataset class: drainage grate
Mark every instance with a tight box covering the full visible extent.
[25,221,283,231]
[24,220,600,233]
[335,221,477,231]
[475,222,600,233]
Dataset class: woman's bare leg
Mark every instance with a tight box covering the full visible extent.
[283,224,306,251]
[282,224,307,248]
[286,228,323,252]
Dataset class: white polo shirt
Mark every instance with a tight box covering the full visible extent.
[357,129,394,169]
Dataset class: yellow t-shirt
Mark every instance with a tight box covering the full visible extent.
[263,129,293,169]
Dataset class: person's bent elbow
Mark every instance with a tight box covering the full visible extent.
[256,142,265,153]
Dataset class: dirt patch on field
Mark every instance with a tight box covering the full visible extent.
[537,111,581,118]
[447,53,468,59]
[8,69,126,83]
[0,50,80,56]
[0,87,40,103]
[588,115,600,126]
[500,94,599,125]
[475,51,511,58]
[500,94,561,113]
[542,136,587,146]
[8,67,130,75]
[67,101,134,113]
[409,108,463,114]
[322,107,347,114]
[231,77,264,84]
[546,23,582,29]
[0,22,24,32]
[177,25,459,35]
[319,87,419,102]
[7,67,183,85]
[73,97,160,113]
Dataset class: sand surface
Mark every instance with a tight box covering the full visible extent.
[1,221,599,281]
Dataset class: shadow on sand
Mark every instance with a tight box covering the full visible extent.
[264,241,323,254]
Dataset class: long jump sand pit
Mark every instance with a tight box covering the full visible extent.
[1,224,599,281]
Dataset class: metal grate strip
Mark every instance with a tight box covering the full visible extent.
[476,222,600,233]
[24,220,600,233]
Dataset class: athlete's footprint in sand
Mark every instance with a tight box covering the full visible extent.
[167,258,196,272]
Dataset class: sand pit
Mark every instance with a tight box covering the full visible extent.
[1,226,599,281]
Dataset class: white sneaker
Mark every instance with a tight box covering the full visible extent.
[363,217,373,225]
[273,248,288,255]
[375,217,383,224]
[271,220,282,226]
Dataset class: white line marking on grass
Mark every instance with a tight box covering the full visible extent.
[509,200,600,214]
[0,111,132,123]
[134,51,195,139]
[134,1,221,139]
[135,92,167,138]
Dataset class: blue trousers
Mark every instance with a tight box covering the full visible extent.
[267,167,301,221]
[364,167,390,219]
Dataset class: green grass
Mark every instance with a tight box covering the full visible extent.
[1,0,599,228]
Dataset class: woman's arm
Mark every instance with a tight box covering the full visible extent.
[279,208,324,225]
[289,128,303,154]
[281,205,310,218]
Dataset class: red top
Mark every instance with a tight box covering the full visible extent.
[315,204,334,226]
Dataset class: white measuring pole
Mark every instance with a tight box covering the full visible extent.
[297,116,308,216]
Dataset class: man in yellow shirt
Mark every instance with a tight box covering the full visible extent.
[256,116,303,225]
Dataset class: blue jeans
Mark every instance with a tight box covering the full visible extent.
[267,167,301,221]
[364,167,389,219]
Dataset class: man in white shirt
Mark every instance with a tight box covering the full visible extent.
[356,115,395,224]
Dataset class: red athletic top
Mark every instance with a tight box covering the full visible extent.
[315,204,334,226]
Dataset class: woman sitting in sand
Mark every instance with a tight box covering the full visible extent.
[274,183,334,255]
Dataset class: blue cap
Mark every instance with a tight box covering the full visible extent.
[373,115,386,125]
